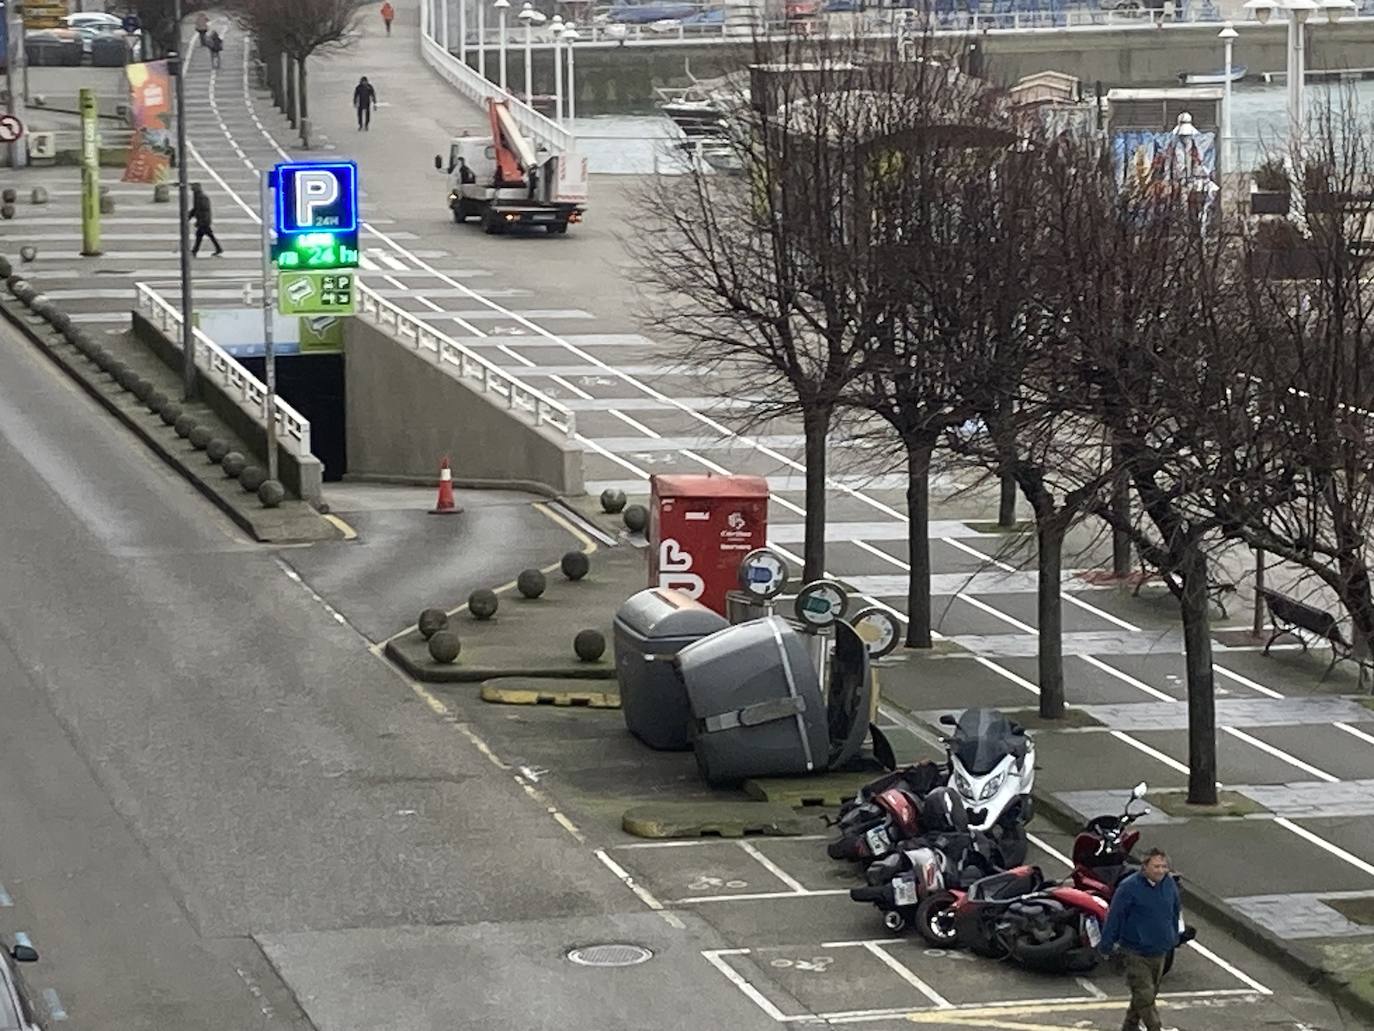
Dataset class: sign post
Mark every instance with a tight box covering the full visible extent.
[2,0,25,170]
[267,161,360,481]
[79,88,101,256]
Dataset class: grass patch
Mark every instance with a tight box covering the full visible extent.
[1146,789,1269,818]
[1356,696,1374,713]
[1003,706,1105,730]
[966,519,1036,535]
[1328,897,1374,927]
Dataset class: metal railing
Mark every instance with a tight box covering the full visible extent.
[419,29,576,154]
[133,284,314,459]
[355,281,577,439]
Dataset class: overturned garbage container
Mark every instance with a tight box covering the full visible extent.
[677,616,831,785]
[824,619,873,771]
[615,588,729,751]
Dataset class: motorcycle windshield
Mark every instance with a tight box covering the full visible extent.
[952,708,1017,776]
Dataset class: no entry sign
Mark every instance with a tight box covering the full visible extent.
[0,115,25,144]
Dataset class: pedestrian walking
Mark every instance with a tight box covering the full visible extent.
[207,30,223,69]
[188,183,223,257]
[1097,849,1181,1031]
[195,11,210,46]
[353,76,378,131]
[381,1,396,35]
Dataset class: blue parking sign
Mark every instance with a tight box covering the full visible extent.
[273,162,359,236]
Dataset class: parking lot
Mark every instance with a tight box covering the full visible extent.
[598,831,1323,1030]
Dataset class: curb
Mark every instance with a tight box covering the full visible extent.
[0,299,333,545]
[342,471,565,500]
[1031,785,1374,1027]
[383,638,617,684]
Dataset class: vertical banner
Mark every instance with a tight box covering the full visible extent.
[79,88,102,257]
[122,61,173,185]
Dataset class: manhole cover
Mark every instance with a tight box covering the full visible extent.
[566,943,653,968]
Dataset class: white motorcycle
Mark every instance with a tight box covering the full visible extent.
[938,709,1035,866]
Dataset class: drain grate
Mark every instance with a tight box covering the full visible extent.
[566,943,653,968]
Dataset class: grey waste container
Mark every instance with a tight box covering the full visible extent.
[678,615,830,786]
[614,588,729,751]
[90,35,130,67]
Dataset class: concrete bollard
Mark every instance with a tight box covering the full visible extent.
[30,187,47,206]
[561,551,590,581]
[146,391,168,412]
[188,425,213,450]
[205,438,230,463]
[1,189,14,204]
[117,368,143,392]
[257,480,286,508]
[153,184,171,204]
[600,488,627,514]
[240,465,266,493]
[623,504,648,533]
[173,414,197,438]
[574,629,607,662]
[428,629,461,664]
[19,246,36,263]
[159,401,183,426]
[99,194,116,215]
[1,206,14,221]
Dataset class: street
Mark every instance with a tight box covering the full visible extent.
[0,0,1371,1028]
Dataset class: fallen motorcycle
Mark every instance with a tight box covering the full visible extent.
[826,760,946,862]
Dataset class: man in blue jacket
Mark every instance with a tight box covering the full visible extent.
[1097,848,1181,1031]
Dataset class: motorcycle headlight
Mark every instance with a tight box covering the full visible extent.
[955,772,974,798]
[978,770,1006,801]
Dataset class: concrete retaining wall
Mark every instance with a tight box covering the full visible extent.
[343,317,584,496]
[132,311,326,503]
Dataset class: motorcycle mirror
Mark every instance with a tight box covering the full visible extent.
[939,714,957,726]
[1131,781,1148,799]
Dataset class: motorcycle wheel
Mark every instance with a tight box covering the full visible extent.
[966,915,1011,959]
[915,891,959,947]
[1009,922,1077,967]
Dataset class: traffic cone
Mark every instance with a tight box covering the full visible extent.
[430,456,462,515]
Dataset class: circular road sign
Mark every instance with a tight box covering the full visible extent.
[122,14,142,33]
[794,579,849,630]
[0,115,24,144]
[850,607,902,659]
[738,547,789,600]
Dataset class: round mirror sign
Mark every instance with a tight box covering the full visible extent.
[738,547,789,600]
[793,579,849,629]
[850,607,901,659]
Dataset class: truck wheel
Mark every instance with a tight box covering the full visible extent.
[452,200,465,223]
[482,211,502,235]
[547,223,568,235]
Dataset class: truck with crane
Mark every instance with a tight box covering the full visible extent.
[434,98,588,235]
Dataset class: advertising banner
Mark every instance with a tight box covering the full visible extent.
[122,60,173,185]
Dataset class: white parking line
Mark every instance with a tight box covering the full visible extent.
[41,988,68,1022]
[1109,730,1193,777]
[1336,721,1374,748]
[672,888,851,904]
[1222,727,1340,782]
[0,882,11,906]
[739,840,809,894]
[862,941,952,1008]
[1275,817,1374,878]
[701,950,798,1022]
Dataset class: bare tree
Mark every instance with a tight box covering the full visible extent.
[231,0,369,137]
[132,0,214,57]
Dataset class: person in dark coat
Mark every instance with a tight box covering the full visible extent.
[1098,848,1182,1031]
[353,76,378,131]
[188,183,223,257]
[207,30,223,69]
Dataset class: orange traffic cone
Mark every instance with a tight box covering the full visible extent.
[430,456,462,515]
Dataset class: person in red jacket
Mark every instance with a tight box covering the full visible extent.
[381,1,396,35]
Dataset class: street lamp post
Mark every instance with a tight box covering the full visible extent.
[563,27,579,122]
[478,0,487,79]
[459,0,468,62]
[1242,0,1353,150]
[442,0,450,53]
[1218,22,1238,175]
[495,0,510,90]
[518,3,544,105]
[551,15,565,123]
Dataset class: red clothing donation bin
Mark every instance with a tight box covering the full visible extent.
[649,474,770,617]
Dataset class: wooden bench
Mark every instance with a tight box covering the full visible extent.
[1259,587,1360,680]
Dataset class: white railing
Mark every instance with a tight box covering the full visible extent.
[419,30,576,155]
[133,283,314,459]
[355,281,577,439]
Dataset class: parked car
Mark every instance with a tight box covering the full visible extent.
[1,938,40,1031]
[63,11,125,30]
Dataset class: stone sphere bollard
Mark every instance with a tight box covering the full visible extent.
[418,608,449,639]
[19,246,36,263]
[600,488,627,514]
[574,629,607,662]
[1,188,15,204]
[30,187,48,206]
[561,550,590,581]
[205,438,230,463]
[131,379,155,403]
[468,588,499,620]
[1,205,13,221]
[0,257,10,278]
[99,194,115,215]
[173,414,197,439]
[428,629,461,664]
[48,309,72,333]
[240,465,266,493]
[146,391,168,413]
[188,425,213,450]
[98,355,122,376]
[117,367,142,392]
[222,451,247,478]
[517,568,547,599]
[257,479,286,508]
[623,504,648,533]
[159,402,183,426]
[153,184,171,204]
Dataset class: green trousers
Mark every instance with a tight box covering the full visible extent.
[1120,949,1167,1031]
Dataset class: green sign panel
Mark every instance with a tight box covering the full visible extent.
[277,270,356,317]
[299,316,344,353]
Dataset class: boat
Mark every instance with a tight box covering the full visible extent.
[654,66,748,142]
[1179,64,1247,85]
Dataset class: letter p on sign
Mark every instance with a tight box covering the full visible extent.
[295,170,340,228]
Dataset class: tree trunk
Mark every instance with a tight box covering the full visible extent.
[998,401,1017,527]
[906,438,934,649]
[801,407,830,584]
[1111,445,1132,577]
[1037,517,1067,719]
[285,55,298,127]
[1179,544,1218,805]
[298,56,311,147]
